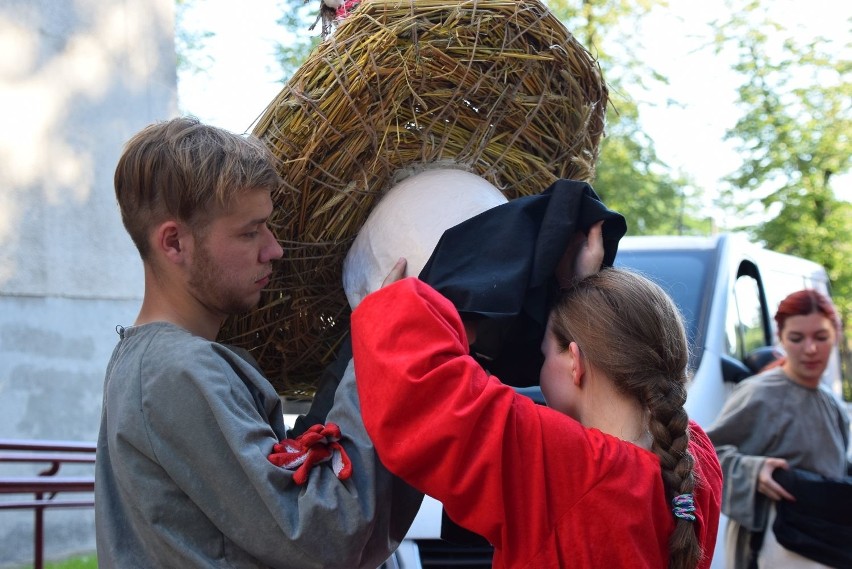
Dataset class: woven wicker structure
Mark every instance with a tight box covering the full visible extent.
[218,0,609,396]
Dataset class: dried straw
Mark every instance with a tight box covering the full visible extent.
[218,0,608,396]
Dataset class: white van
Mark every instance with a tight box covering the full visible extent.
[390,232,849,569]
[616,233,845,424]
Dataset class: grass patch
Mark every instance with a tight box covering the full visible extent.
[16,554,97,569]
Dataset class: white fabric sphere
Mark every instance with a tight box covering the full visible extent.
[343,168,507,308]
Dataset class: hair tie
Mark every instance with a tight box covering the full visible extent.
[672,493,696,522]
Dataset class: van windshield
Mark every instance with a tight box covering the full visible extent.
[614,249,716,365]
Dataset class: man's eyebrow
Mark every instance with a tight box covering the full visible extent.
[242,217,269,227]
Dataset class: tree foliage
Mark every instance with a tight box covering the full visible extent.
[542,0,711,235]
[271,0,324,80]
[712,0,852,329]
[175,0,214,74]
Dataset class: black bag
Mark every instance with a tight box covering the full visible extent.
[772,467,852,568]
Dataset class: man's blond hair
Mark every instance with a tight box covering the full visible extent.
[114,116,282,259]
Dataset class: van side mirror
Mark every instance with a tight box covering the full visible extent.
[743,346,781,374]
[721,353,752,383]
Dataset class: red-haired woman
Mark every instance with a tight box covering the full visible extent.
[707,289,850,568]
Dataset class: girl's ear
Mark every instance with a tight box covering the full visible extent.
[569,341,585,387]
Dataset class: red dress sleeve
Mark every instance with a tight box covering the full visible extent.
[352,278,522,545]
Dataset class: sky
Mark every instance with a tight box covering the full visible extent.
[178,0,851,216]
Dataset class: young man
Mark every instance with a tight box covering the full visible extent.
[95,117,421,568]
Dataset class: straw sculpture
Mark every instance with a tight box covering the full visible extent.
[218,0,609,397]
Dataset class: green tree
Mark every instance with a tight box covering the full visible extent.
[548,0,712,235]
[272,0,324,80]
[175,0,214,75]
[712,0,852,395]
[712,1,852,321]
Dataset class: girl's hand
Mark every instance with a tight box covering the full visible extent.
[757,457,795,501]
[556,221,605,288]
[381,257,408,288]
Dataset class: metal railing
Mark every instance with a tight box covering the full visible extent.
[0,439,96,569]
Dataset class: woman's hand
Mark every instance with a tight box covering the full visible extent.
[556,221,605,288]
[757,457,795,502]
[381,257,408,288]
[574,221,605,280]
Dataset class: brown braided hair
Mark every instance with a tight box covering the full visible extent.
[549,268,702,569]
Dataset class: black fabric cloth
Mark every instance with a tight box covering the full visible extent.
[290,336,353,436]
[418,179,627,388]
[772,467,852,568]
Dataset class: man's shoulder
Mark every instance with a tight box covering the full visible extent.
[108,323,278,410]
[123,322,213,362]
[113,323,263,382]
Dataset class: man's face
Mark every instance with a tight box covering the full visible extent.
[187,189,283,318]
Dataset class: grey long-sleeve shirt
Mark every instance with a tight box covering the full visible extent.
[706,367,849,533]
[95,322,422,568]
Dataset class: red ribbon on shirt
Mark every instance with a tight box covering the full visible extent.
[268,423,353,485]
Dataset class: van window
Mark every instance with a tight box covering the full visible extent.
[726,274,767,360]
[615,249,714,356]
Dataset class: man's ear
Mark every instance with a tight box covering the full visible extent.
[569,341,585,387]
[153,221,190,264]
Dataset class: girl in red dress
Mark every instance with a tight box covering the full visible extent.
[352,258,722,569]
